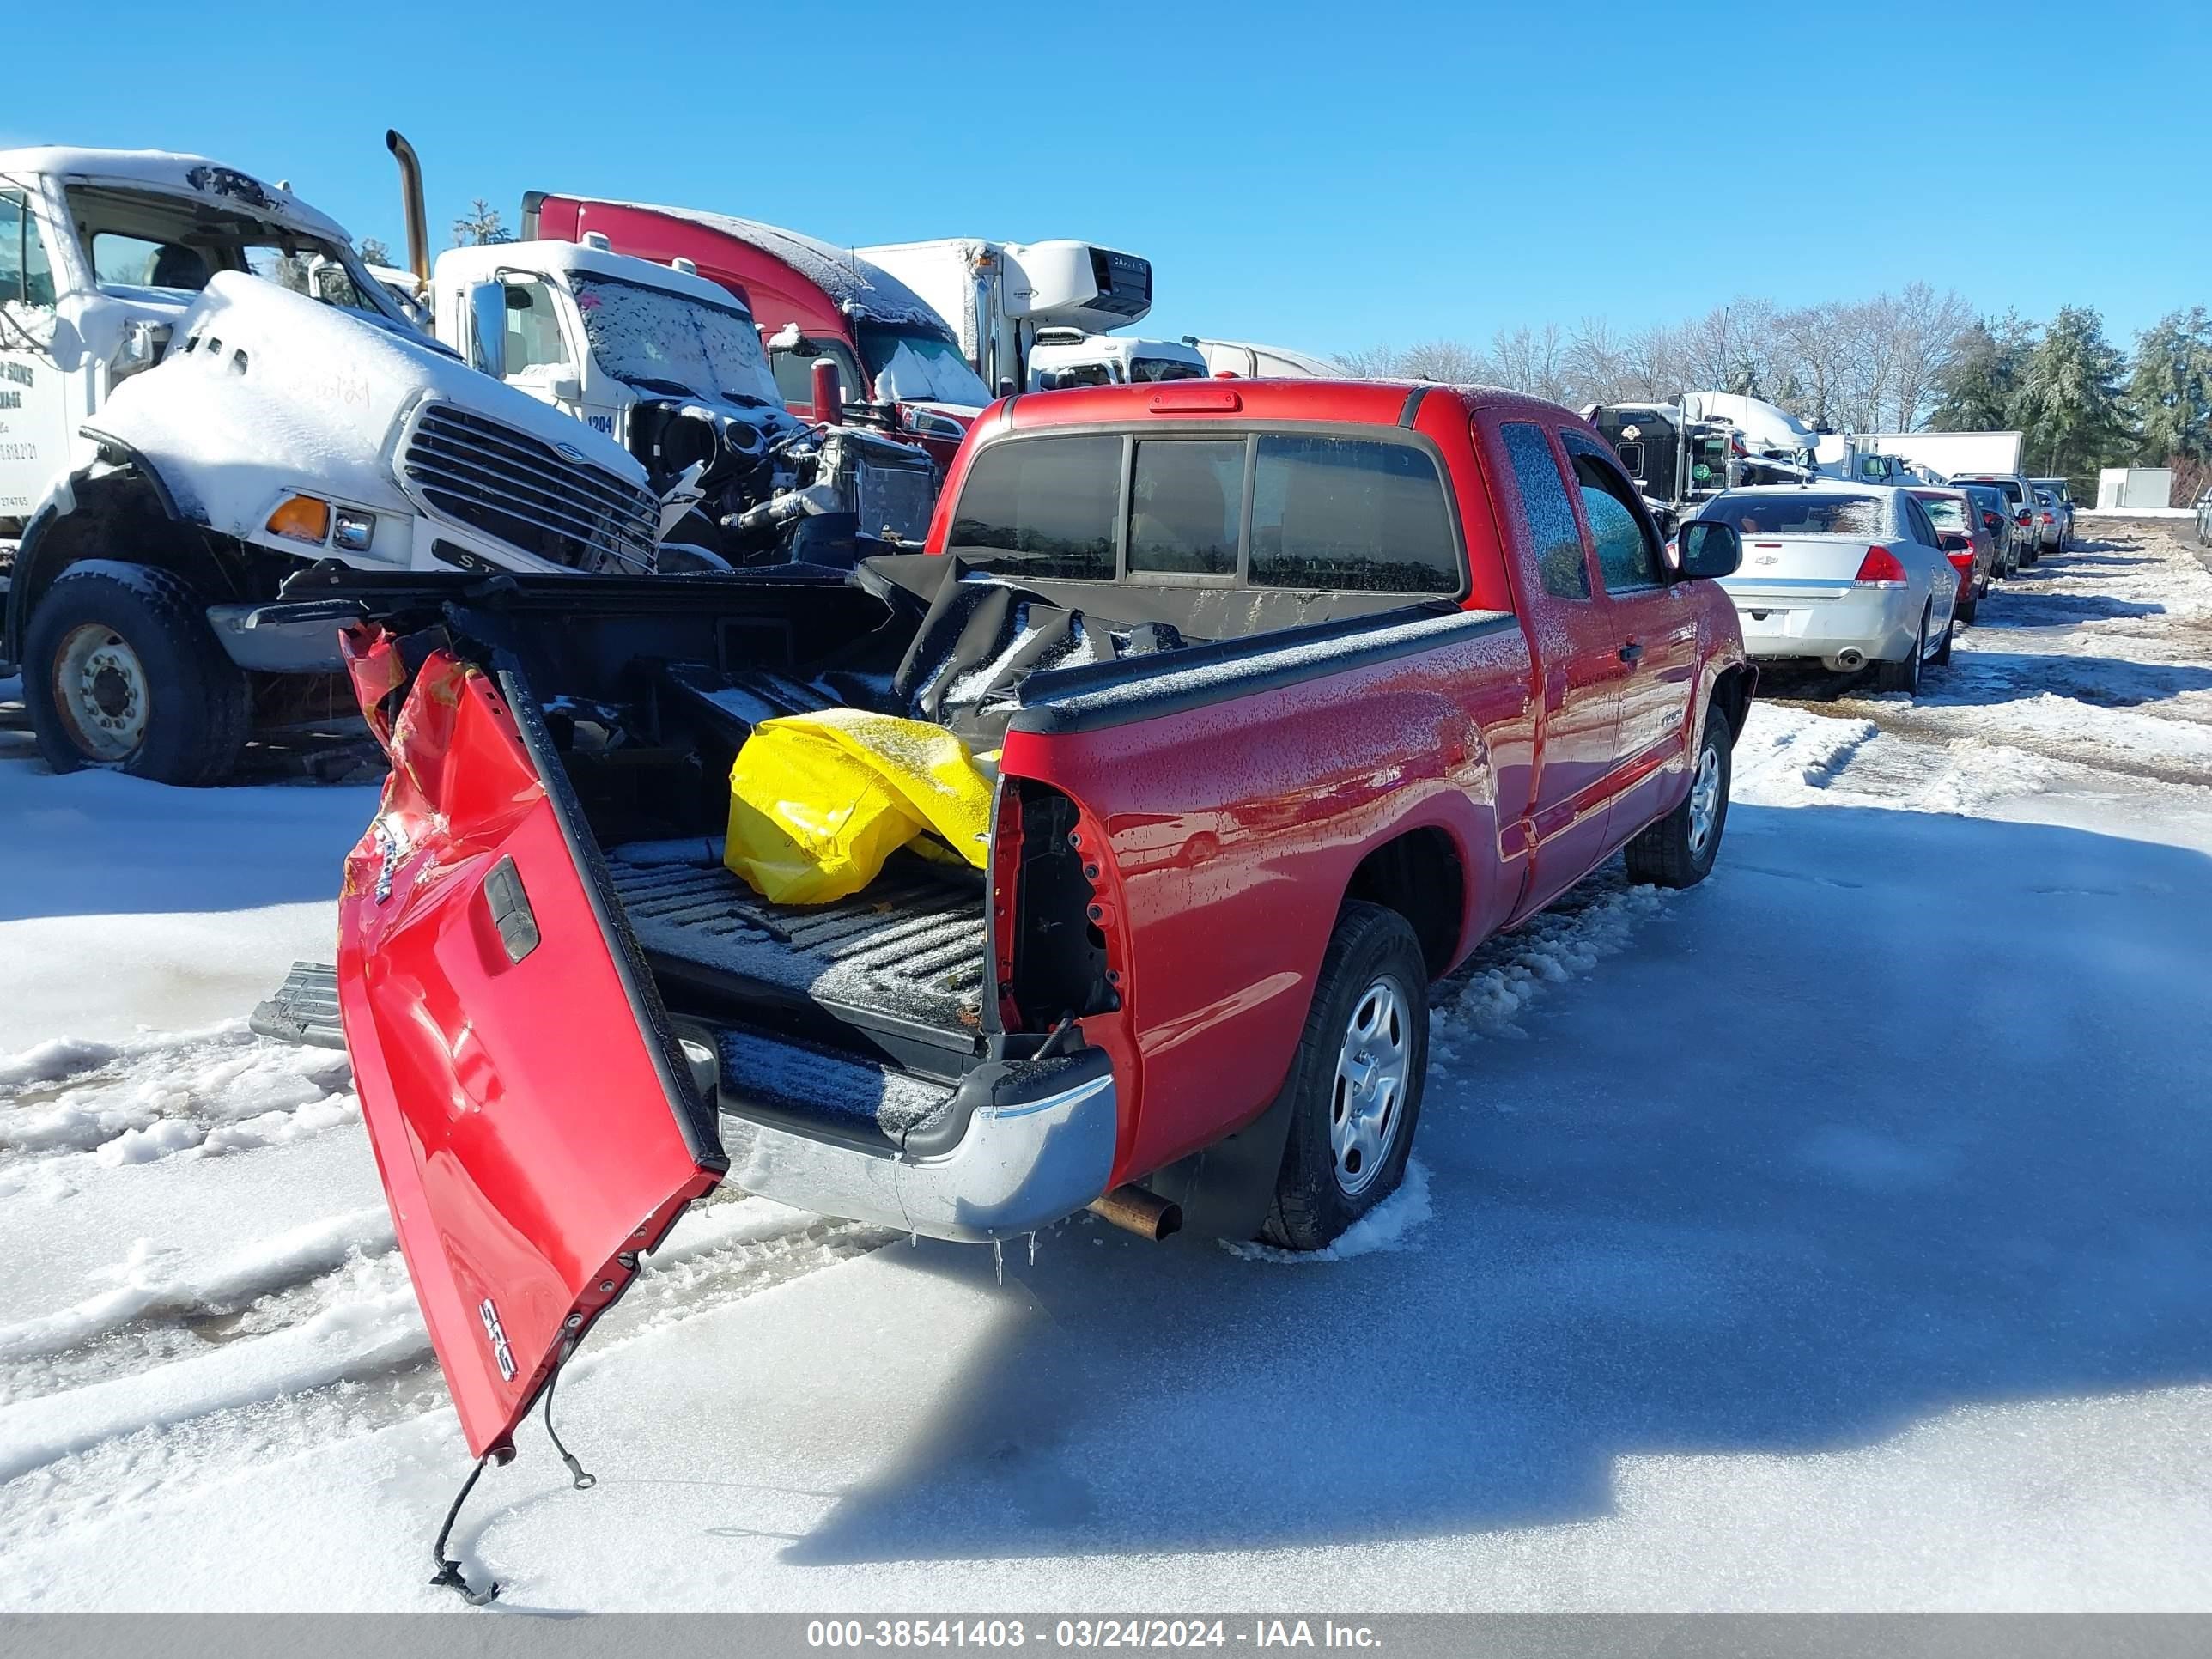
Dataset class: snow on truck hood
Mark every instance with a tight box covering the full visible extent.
[84,272,648,534]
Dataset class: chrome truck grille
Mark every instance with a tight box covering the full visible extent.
[400,404,659,574]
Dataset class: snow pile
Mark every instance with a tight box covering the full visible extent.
[1220,1159,1433,1263]
[1431,873,1667,1042]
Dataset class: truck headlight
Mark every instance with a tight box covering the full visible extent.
[332,510,375,552]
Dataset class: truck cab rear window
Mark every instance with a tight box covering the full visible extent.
[948,434,1120,580]
[1249,435,1459,592]
[948,430,1462,595]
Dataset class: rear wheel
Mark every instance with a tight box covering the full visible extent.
[1874,608,1927,695]
[1261,902,1428,1251]
[1624,714,1731,890]
[22,562,249,787]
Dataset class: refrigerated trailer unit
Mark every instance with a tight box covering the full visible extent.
[854,238,1154,396]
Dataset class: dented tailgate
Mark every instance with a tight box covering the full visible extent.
[336,629,725,1460]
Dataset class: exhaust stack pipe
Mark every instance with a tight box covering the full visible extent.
[810,356,844,426]
[386,129,430,288]
[1087,1185,1182,1242]
[1834,648,1866,671]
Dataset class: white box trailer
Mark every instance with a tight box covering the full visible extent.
[854,238,1152,397]
[1859,430,2024,479]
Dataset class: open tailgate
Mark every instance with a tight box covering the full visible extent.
[336,627,725,1460]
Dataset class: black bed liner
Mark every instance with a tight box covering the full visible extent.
[605,845,988,1079]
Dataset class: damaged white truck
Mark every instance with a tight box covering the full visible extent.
[0,144,934,785]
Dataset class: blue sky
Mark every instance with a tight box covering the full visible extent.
[9,0,2203,357]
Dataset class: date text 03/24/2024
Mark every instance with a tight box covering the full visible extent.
[805,1620,1382,1650]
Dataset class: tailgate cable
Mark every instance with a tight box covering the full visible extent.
[540,1339,599,1491]
[428,1455,500,1606]
[428,1340,596,1605]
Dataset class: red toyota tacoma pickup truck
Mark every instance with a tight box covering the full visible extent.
[272,379,1750,1485]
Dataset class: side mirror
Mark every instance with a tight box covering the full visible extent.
[467,283,507,378]
[547,373,581,404]
[1678,520,1741,580]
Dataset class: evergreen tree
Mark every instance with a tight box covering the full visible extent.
[2011,306,2131,480]
[356,235,395,268]
[451,200,514,246]
[2127,307,2212,463]
[1929,314,2028,430]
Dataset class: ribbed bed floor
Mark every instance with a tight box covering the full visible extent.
[605,846,988,1037]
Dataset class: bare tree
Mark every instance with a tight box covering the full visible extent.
[1394,338,1489,383]
[1333,343,1403,379]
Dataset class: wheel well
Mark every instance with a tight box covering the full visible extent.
[1706,665,1754,747]
[8,465,246,664]
[1345,827,1464,982]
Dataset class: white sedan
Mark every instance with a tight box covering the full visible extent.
[1700,484,1959,693]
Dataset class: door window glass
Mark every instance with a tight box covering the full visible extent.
[1500,422,1589,599]
[771,340,866,408]
[3,191,59,308]
[502,279,571,374]
[1128,439,1243,575]
[1249,434,1459,592]
[1567,443,1665,592]
[945,434,1121,580]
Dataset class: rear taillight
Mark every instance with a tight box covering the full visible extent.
[1947,551,1974,572]
[2040,511,2055,523]
[1983,512,2003,531]
[1855,546,1909,585]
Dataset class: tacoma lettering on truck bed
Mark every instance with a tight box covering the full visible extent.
[271,379,1753,1598]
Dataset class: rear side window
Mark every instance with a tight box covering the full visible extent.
[1129,439,1243,575]
[946,434,1120,580]
[1500,422,1589,599]
[1249,434,1459,592]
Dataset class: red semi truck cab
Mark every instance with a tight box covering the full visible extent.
[300,379,1752,1491]
[522,192,988,469]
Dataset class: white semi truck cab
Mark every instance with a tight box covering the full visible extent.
[420,236,935,566]
[854,238,1154,397]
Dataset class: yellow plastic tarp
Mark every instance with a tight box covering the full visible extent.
[723,708,992,905]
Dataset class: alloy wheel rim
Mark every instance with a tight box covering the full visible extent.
[52,623,150,761]
[1687,742,1722,856]
[1330,975,1411,1198]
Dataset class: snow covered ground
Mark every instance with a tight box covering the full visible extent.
[2,522,2209,1613]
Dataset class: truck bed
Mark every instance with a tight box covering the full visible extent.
[605,842,988,1078]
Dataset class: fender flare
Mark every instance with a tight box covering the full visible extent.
[5,440,199,667]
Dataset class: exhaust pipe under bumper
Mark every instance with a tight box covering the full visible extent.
[1831,647,1866,672]
[1088,1185,1183,1242]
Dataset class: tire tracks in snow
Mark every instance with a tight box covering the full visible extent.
[0,1192,894,1545]
[0,1023,358,1174]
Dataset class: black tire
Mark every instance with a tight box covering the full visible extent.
[1957,595,1978,626]
[22,562,250,787]
[1874,608,1927,695]
[1624,712,1732,890]
[1261,902,1429,1252]
[1931,614,1954,665]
